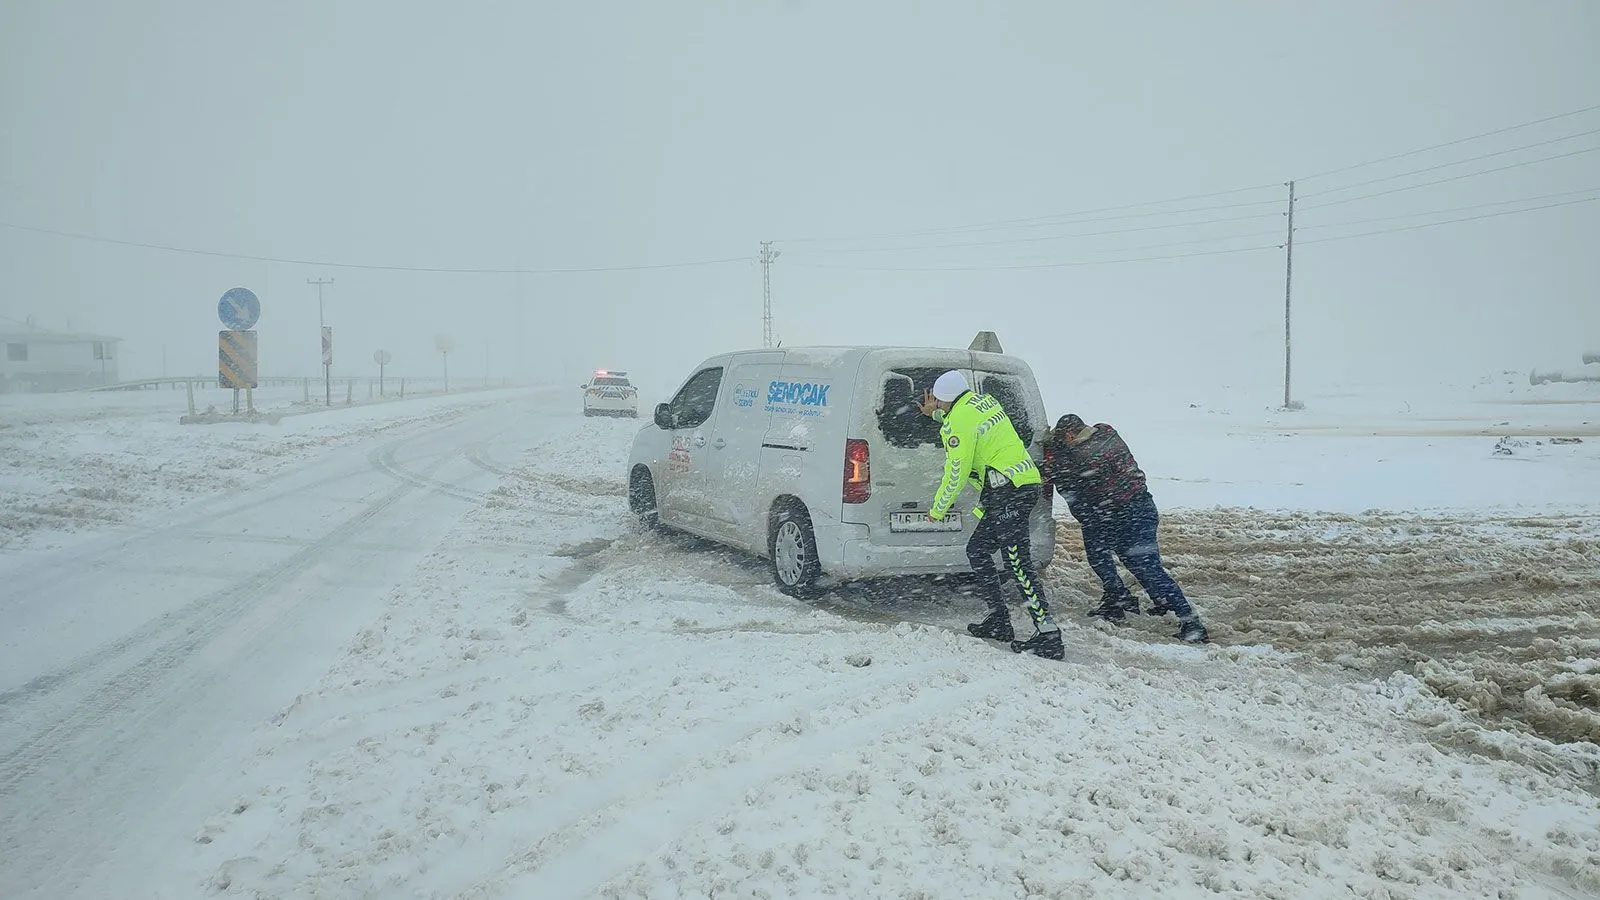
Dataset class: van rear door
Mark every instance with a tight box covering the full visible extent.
[843,359,977,545]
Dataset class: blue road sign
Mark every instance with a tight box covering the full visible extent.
[218,287,261,331]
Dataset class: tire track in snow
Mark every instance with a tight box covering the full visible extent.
[0,440,461,792]
[0,408,476,603]
[0,425,516,897]
[0,431,479,717]
[370,443,485,503]
[464,440,515,477]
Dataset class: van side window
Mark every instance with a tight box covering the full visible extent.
[876,367,945,448]
[668,366,724,429]
[980,374,1033,443]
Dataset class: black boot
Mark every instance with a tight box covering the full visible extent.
[1011,625,1064,661]
[1177,618,1209,643]
[1087,592,1137,621]
[967,607,1014,642]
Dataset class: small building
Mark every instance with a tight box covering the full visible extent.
[1,325,122,392]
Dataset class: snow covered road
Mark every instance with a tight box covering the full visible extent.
[1,383,1597,898]
[0,392,544,898]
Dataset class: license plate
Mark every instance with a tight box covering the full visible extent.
[890,511,962,532]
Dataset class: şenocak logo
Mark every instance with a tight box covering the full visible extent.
[766,381,830,408]
[764,380,831,418]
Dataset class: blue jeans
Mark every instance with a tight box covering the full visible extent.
[1080,494,1194,618]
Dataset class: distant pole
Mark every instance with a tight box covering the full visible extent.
[760,241,781,348]
[435,335,456,392]
[308,277,335,405]
[1282,181,1296,410]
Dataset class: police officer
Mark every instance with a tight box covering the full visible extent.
[919,370,1063,660]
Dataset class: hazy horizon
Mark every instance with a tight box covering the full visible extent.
[3,1,1597,408]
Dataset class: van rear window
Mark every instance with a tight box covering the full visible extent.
[979,374,1033,444]
[876,367,946,448]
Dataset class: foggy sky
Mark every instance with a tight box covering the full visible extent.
[2,0,1597,407]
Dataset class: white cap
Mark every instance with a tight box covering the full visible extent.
[931,370,968,402]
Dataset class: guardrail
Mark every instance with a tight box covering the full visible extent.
[80,376,511,393]
[1530,366,1600,386]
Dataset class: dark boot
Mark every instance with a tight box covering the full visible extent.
[1011,626,1064,661]
[967,607,1015,642]
[1087,592,1137,621]
[1177,617,1209,643]
[1146,599,1177,617]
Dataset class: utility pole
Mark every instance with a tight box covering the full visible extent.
[1281,181,1296,410]
[308,277,335,405]
[760,241,780,348]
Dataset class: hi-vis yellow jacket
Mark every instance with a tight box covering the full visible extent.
[929,390,1040,520]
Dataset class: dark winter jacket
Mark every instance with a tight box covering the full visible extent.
[1047,421,1149,520]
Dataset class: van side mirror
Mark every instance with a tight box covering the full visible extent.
[654,403,673,429]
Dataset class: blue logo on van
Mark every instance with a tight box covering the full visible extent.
[767,381,830,407]
[733,384,760,408]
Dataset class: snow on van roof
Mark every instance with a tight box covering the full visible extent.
[726,345,1014,366]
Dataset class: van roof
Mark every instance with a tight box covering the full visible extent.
[720,344,1014,360]
[719,346,1029,374]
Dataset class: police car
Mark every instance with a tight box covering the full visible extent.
[582,370,640,417]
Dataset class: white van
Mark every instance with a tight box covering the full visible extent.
[625,341,1055,595]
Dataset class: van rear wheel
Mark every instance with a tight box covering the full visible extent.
[770,504,821,597]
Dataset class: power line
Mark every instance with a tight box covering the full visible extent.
[1298,145,1600,210]
[772,182,1283,245]
[786,194,1597,273]
[789,242,1279,273]
[801,208,1284,255]
[0,221,752,274]
[812,226,1288,267]
[1295,101,1600,182]
[1299,187,1600,231]
[1001,227,1286,259]
[1304,127,1600,198]
[1297,196,1600,246]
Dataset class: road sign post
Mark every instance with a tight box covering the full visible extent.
[374,349,392,396]
[322,326,333,406]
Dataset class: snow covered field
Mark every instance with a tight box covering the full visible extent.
[1,375,1597,899]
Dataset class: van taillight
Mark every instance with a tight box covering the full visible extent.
[1040,445,1054,504]
[843,439,871,504]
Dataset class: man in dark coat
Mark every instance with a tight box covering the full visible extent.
[1046,414,1208,643]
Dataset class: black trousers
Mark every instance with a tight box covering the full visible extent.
[965,482,1053,627]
